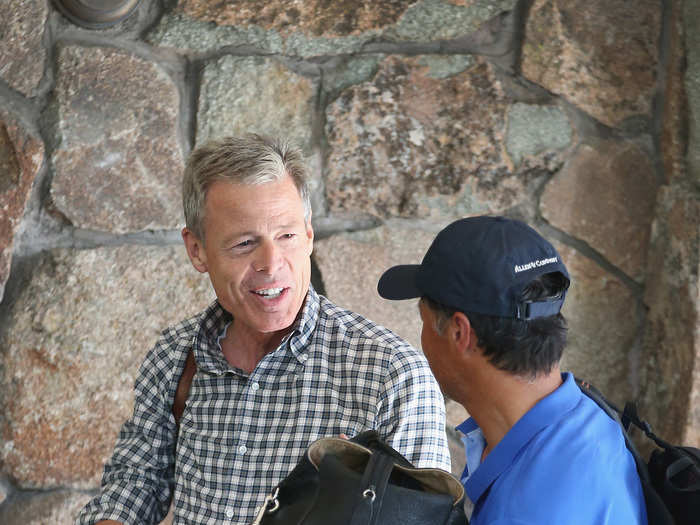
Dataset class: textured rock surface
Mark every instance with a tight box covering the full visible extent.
[326,56,563,221]
[505,103,572,167]
[0,0,48,96]
[148,0,517,56]
[522,0,661,128]
[0,490,92,525]
[660,0,687,183]
[314,224,438,350]
[557,242,641,404]
[197,56,315,149]
[0,113,44,301]
[0,0,696,519]
[50,46,183,234]
[640,187,700,445]
[0,477,8,505]
[445,399,469,429]
[0,245,212,488]
[541,141,658,280]
[686,0,700,183]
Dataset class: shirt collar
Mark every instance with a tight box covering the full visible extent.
[193,300,233,373]
[286,284,320,364]
[193,285,320,373]
[456,420,486,486]
[458,372,581,504]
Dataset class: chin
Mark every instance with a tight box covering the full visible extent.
[255,315,298,334]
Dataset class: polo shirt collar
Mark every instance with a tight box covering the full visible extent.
[458,372,580,504]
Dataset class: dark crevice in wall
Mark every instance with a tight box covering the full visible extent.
[0,253,40,327]
[310,255,326,297]
[0,82,41,132]
[18,228,184,258]
[311,215,383,241]
[651,0,675,186]
[510,0,535,76]
[536,221,645,299]
[181,56,201,154]
[135,0,167,38]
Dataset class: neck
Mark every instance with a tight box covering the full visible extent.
[220,321,292,374]
[458,364,563,458]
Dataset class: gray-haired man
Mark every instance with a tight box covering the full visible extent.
[77,134,450,525]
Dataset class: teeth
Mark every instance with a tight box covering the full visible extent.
[254,288,284,298]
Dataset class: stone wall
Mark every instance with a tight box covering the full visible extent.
[0,0,697,522]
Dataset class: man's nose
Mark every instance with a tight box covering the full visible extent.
[254,240,283,274]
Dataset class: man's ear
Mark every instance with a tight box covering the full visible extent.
[450,312,475,355]
[182,227,208,274]
[305,210,314,256]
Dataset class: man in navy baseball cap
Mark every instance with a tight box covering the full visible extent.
[378,216,648,525]
[378,215,570,320]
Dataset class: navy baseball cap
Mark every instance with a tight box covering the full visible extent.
[377,216,570,320]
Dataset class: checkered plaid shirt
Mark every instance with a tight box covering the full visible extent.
[76,286,450,524]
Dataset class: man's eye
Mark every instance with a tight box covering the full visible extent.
[235,240,253,248]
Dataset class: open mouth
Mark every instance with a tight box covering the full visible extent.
[252,287,286,299]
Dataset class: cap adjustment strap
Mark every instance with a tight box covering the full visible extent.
[516,297,565,320]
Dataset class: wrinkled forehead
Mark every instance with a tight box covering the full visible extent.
[202,178,310,235]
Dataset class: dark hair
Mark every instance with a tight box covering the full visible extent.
[423,272,568,379]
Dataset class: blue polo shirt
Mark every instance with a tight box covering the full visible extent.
[457,372,648,525]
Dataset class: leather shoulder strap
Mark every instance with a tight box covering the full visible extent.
[173,349,196,427]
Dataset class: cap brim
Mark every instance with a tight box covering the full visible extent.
[377,265,422,300]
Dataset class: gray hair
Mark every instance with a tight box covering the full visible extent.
[183,133,311,241]
[421,296,457,336]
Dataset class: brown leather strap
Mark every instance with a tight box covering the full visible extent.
[173,349,196,427]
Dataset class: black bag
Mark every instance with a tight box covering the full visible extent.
[251,430,468,525]
[576,378,700,525]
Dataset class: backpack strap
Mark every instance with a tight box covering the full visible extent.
[575,377,676,525]
[173,348,196,428]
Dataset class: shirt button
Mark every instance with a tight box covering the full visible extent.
[225,508,234,518]
[238,444,247,455]
[299,354,307,362]
[251,382,260,391]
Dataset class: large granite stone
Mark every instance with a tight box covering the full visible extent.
[196,55,315,149]
[521,0,661,128]
[686,0,700,185]
[0,245,213,488]
[505,103,572,167]
[445,399,469,429]
[556,242,641,405]
[660,0,687,184]
[325,56,563,221]
[314,224,439,350]
[0,0,48,96]
[50,46,183,234]
[0,113,44,302]
[639,186,700,445]
[147,0,517,57]
[0,476,9,505]
[0,490,92,525]
[541,141,657,280]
